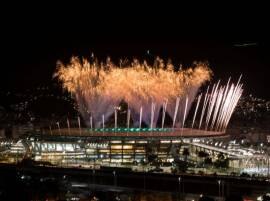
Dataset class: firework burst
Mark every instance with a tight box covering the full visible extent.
[55,56,212,128]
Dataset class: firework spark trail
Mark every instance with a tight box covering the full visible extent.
[218,84,235,131]
[172,97,180,128]
[210,87,224,130]
[194,76,243,132]
[182,96,189,130]
[102,114,105,129]
[204,84,215,130]
[220,76,242,131]
[192,93,202,128]
[67,118,71,135]
[220,85,236,131]
[206,81,222,130]
[205,81,220,130]
[223,89,241,130]
[178,84,202,127]
[219,79,242,131]
[114,109,117,129]
[150,102,156,129]
[221,87,235,129]
[139,106,143,129]
[161,100,168,129]
[55,56,211,128]
[222,86,241,130]
[223,84,243,130]
[90,116,93,130]
[77,116,81,135]
[127,109,131,128]
[199,86,210,129]
[215,78,231,131]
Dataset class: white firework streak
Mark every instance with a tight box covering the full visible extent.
[217,84,235,131]
[215,78,231,131]
[127,109,131,129]
[77,116,81,135]
[207,84,221,130]
[182,96,189,129]
[161,100,168,129]
[215,76,243,131]
[199,86,210,129]
[192,93,202,129]
[210,86,224,130]
[67,118,71,134]
[222,80,243,131]
[90,116,93,130]
[102,114,105,129]
[194,75,243,132]
[172,97,180,128]
[150,102,156,129]
[139,106,143,129]
[205,81,220,130]
[224,85,243,129]
[114,109,117,129]
[220,76,242,131]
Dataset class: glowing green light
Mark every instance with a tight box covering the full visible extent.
[88,127,171,133]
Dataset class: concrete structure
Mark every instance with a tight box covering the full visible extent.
[18,128,228,166]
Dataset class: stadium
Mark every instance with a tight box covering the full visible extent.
[7,56,244,169]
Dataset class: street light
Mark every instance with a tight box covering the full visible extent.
[267,155,270,179]
[178,176,181,201]
[56,122,61,135]
[113,170,117,186]
[143,165,146,191]
[217,180,221,198]
[92,169,96,189]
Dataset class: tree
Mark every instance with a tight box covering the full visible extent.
[214,153,229,169]
[204,157,212,165]
[174,160,188,173]
[197,151,209,167]
[170,144,181,161]
[147,153,158,164]
[262,194,270,201]
[198,151,209,158]
[182,148,190,162]
[225,195,243,201]
[145,141,158,164]
[152,158,162,168]
[199,195,215,201]
[217,153,225,160]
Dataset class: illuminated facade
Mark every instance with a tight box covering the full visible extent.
[22,129,228,166]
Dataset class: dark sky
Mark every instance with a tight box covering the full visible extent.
[1,4,270,99]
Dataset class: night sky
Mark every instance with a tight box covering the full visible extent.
[1,4,270,99]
